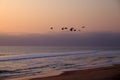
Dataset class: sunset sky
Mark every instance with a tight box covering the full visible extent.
[0,0,120,34]
[0,0,120,46]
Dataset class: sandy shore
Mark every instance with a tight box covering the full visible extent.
[0,64,120,80]
[30,64,120,80]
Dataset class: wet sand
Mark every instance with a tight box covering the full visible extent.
[0,64,120,80]
[30,64,120,80]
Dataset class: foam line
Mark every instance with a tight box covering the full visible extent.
[0,51,99,62]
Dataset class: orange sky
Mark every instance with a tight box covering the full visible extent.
[0,0,120,34]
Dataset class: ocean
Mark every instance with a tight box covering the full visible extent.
[0,46,120,80]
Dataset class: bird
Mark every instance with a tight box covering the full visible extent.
[70,27,74,32]
[50,27,53,30]
[64,27,68,29]
[74,29,77,31]
[61,27,65,30]
[82,26,85,28]
[50,25,87,32]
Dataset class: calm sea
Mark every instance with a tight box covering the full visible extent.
[0,46,120,80]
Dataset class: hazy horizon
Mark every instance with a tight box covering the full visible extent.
[0,32,120,47]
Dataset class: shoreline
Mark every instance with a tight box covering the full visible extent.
[29,64,120,80]
[0,64,120,80]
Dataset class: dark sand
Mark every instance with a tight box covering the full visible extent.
[30,64,120,80]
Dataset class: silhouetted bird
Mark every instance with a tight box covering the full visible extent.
[65,27,68,29]
[61,27,64,30]
[74,29,76,31]
[50,27,53,30]
[50,25,87,32]
[82,26,85,28]
[70,27,74,31]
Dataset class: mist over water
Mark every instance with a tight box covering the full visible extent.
[0,33,120,47]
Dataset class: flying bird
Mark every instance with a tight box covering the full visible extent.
[61,27,64,30]
[74,29,76,31]
[70,27,74,32]
[61,27,68,30]
[65,27,68,29]
[50,25,87,32]
[50,27,53,30]
[82,26,85,28]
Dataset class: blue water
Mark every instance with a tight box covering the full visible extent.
[0,46,120,80]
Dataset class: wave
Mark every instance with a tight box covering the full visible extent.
[0,70,18,74]
[0,51,99,62]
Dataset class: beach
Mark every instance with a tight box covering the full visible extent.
[0,46,120,80]
[30,64,120,80]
